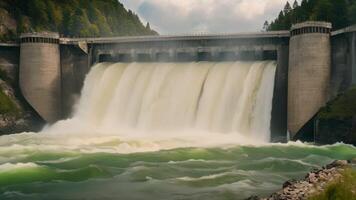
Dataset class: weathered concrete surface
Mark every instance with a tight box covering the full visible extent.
[12,24,355,140]
[352,33,356,85]
[293,25,356,143]
[16,31,291,122]
[79,31,289,64]
[60,45,89,118]
[330,32,356,97]
[19,42,61,123]
[60,31,290,45]
[330,35,353,98]
[288,29,331,137]
[270,45,289,141]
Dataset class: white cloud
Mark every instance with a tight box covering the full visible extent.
[120,0,293,34]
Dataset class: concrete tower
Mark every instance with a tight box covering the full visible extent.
[19,32,61,123]
[288,21,332,137]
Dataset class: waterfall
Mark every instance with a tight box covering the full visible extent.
[50,61,276,142]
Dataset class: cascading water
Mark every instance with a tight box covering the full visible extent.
[0,61,355,200]
[49,61,276,143]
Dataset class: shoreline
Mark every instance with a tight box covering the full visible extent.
[247,160,355,200]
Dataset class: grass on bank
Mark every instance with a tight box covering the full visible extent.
[0,85,19,115]
[318,87,356,119]
[308,168,356,200]
[0,69,19,116]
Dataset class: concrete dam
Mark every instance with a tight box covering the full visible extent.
[1,21,356,141]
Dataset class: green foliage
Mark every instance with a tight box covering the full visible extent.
[268,0,356,31]
[0,85,19,115]
[349,3,356,24]
[318,87,356,119]
[0,27,16,42]
[28,0,49,31]
[308,168,356,200]
[0,0,157,39]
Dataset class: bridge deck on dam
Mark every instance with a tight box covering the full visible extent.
[331,24,356,36]
[58,31,292,63]
[0,27,353,47]
[59,31,291,45]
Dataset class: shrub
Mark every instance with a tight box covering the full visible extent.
[308,168,356,200]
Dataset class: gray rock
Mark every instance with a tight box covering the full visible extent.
[326,160,348,169]
[283,179,297,188]
[261,160,349,200]
[245,195,261,200]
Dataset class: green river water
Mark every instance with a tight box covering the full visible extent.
[0,133,355,200]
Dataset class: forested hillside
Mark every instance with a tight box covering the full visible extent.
[265,0,356,31]
[0,0,157,41]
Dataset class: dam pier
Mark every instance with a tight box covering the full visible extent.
[1,21,356,141]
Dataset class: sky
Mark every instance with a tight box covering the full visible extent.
[120,0,295,34]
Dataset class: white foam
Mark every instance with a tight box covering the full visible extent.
[0,162,39,172]
[1,62,280,154]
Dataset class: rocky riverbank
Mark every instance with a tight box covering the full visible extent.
[0,79,43,135]
[0,49,44,135]
[247,160,355,200]
[295,87,356,145]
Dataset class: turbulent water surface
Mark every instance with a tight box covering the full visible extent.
[0,136,354,200]
[0,62,355,200]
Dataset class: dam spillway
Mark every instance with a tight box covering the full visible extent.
[53,61,276,142]
[16,29,290,140]
[9,21,356,141]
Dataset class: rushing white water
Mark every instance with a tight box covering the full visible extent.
[45,61,276,144]
[2,61,356,200]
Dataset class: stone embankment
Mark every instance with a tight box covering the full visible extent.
[247,160,353,200]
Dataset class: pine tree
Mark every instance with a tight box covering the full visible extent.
[278,11,285,21]
[266,0,354,31]
[293,0,299,9]
[145,22,151,30]
[28,0,49,30]
[311,0,333,21]
[331,0,349,29]
[284,2,292,14]
[349,2,356,24]
[46,1,62,30]
[263,21,269,31]
[0,0,157,39]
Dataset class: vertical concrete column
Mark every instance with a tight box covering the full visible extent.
[271,45,289,141]
[19,33,61,123]
[351,32,356,85]
[60,45,89,118]
[288,22,332,138]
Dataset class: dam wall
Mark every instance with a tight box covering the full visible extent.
[10,21,356,141]
[270,45,289,141]
[19,33,61,123]
[83,32,289,63]
[330,27,356,98]
[60,45,90,117]
[288,22,332,138]
[84,33,290,140]
[59,32,291,140]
